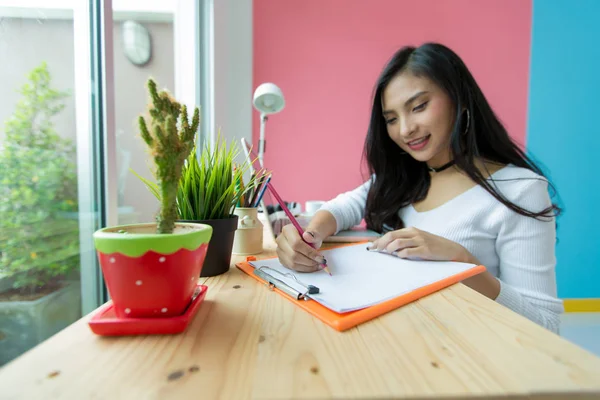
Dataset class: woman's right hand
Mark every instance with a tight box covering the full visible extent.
[275,224,326,272]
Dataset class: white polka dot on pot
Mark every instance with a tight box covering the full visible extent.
[161,308,168,313]
[125,308,131,314]
[159,256,166,263]
[109,257,116,263]
[136,280,143,286]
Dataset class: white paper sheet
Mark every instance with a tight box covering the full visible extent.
[248,243,478,313]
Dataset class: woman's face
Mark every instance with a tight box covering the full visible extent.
[381,71,456,167]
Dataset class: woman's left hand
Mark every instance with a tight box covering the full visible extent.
[368,227,478,264]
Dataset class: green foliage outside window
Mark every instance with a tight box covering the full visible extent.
[0,62,80,294]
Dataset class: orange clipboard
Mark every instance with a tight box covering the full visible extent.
[236,254,486,332]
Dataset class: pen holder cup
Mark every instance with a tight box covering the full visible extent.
[232,207,264,255]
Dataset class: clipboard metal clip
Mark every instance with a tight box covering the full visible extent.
[254,266,320,301]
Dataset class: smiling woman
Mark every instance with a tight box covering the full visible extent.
[274,42,564,334]
[382,83,456,166]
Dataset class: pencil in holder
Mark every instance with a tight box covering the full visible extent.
[232,207,264,255]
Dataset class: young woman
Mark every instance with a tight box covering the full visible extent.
[275,42,564,333]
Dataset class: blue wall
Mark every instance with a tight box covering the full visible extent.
[527,0,600,298]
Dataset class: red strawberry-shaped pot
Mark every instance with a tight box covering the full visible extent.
[93,222,212,318]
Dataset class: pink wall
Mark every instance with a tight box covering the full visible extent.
[253,0,532,210]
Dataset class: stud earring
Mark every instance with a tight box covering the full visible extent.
[463,109,471,136]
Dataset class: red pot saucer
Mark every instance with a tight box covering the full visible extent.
[88,284,208,336]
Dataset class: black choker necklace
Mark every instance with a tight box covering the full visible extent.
[428,160,456,173]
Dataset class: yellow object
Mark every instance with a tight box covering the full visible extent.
[563,299,600,312]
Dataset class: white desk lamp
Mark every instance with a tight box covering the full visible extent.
[252,83,285,167]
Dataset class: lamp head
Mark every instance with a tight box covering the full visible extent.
[253,83,285,114]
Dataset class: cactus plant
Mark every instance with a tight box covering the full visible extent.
[93,79,212,322]
[138,78,199,234]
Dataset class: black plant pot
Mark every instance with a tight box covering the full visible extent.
[179,215,239,277]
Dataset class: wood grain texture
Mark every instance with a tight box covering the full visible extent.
[0,227,599,399]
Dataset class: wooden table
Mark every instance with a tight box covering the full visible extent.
[1,228,600,400]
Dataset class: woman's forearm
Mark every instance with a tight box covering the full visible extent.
[457,247,501,300]
[462,271,501,300]
[305,210,338,240]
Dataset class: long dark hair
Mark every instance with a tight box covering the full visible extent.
[363,42,561,233]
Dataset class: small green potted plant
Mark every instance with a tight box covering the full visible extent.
[178,138,266,276]
[92,79,213,318]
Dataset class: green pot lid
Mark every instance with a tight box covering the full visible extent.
[93,222,213,257]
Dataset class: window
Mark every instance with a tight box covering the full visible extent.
[0,2,95,366]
